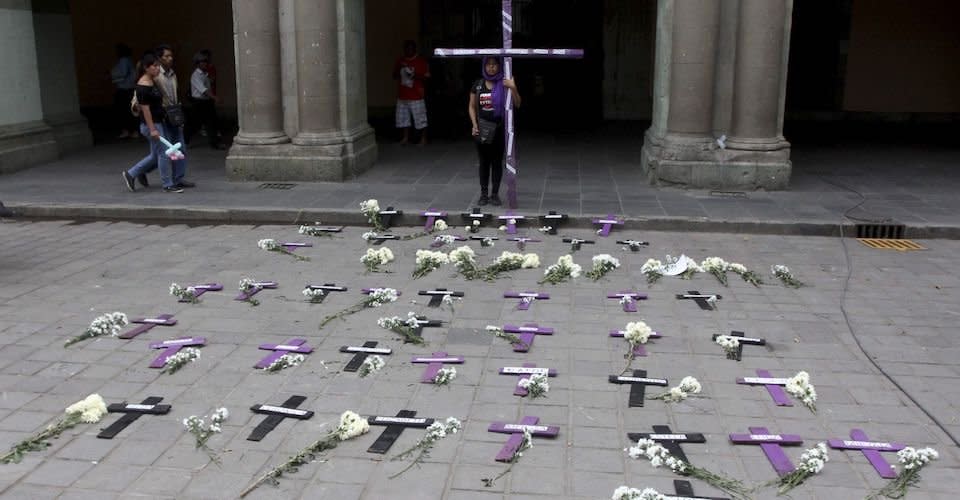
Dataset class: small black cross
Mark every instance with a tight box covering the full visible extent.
[303,283,347,303]
[340,341,392,372]
[368,234,399,246]
[378,206,403,230]
[538,211,568,235]
[418,288,465,308]
[367,410,434,454]
[461,208,492,230]
[676,290,722,310]
[97,396,171,439]
[562,237,595,251]
[608,369,668,407]
[616,239,650,251]
[247,395,314,441]
[627,425,707,463]
[712,330,766,361]
[667,479,729,500]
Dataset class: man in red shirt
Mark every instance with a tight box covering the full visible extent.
[393,40,430,145]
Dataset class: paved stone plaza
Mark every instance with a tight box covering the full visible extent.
[0,218,957,499]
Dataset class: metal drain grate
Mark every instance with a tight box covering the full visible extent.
[258,183,296,190]
[857,239,926,251]
[855,223,905,239]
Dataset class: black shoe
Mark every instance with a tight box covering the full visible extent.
[478,194,489,206]
[0,202,13,217]
[176,180,196,188]
[137,173,149,187]
[122,171,136,192]
[490,193,502,206]
[162,186,184,193]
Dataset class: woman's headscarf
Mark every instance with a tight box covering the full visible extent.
[482,57,505,119]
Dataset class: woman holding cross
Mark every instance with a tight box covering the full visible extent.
[469,57,521,207]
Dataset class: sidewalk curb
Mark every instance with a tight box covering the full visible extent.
[7,203,960,239]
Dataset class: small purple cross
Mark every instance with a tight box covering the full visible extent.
[508,236,539,251]
[488,416,559,462]
[148,337,206,368]
[411,352,464,384]
[236,281,277,301]
[608,291,647,312]
[729,426,804,477]
[254,338,313,369]
[609,328,663,357]
[503,323,554,352]
[499,363,557,396]
[119,314,177,339]
[177,283,222,302]
[280,242,312,252]
[828,429,905,479]
[736,369,794,406]
[504,291,549,310]
[593,215,624,237]
[497,212,525,234]
[421,209,448,231]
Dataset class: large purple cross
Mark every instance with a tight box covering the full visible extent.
[434,1,584,209]
[503,323,553,352]
[119,314,177,339]
[411,352,464,384]
[609,328,662,357]
[149,337,206,368]
[488,416,559,462]
[729,426,803,477]
[736,369,793,406]
[254,338,313,369]
[828,429,905,479]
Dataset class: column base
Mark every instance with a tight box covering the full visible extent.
[46,113,92,154]
[0,121,58,175]
[641,130,791,190]
[226,125,377,181]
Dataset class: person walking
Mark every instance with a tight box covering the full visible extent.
[121,53,183,193]
[468,57,521,206]
[155,44,194,188]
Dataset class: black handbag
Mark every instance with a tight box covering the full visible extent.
[164,104,185,128]
[477,117,499,145]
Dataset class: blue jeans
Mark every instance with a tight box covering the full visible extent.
[127,122,188,188]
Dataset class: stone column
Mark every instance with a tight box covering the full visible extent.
[641,0,722,186]
[32,0,91,155]
[0,0,56,174]
[284,0,376,180]
[723,0,793,186]
[226,0,293,180]
[231,0,287,145]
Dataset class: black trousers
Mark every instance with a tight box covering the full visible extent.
[189,97,220,146]
[476,126,505,195]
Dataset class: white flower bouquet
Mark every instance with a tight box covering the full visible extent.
[64,312,128,347]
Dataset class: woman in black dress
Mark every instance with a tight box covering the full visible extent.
[468,57,521,206]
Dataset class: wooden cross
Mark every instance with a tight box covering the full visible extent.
[247,395,314,441]
[628,425,707,463]
[340,341,392,372]
[367,411,434,454]
[97,396,171,439]
[119,314,176,339]
[434,1,584,209]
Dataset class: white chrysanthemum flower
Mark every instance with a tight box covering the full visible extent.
[521,253,540,268]
[624,321,653,346]
[336,410,370,440]
[65,394,108,423]
[433,219,448,231]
